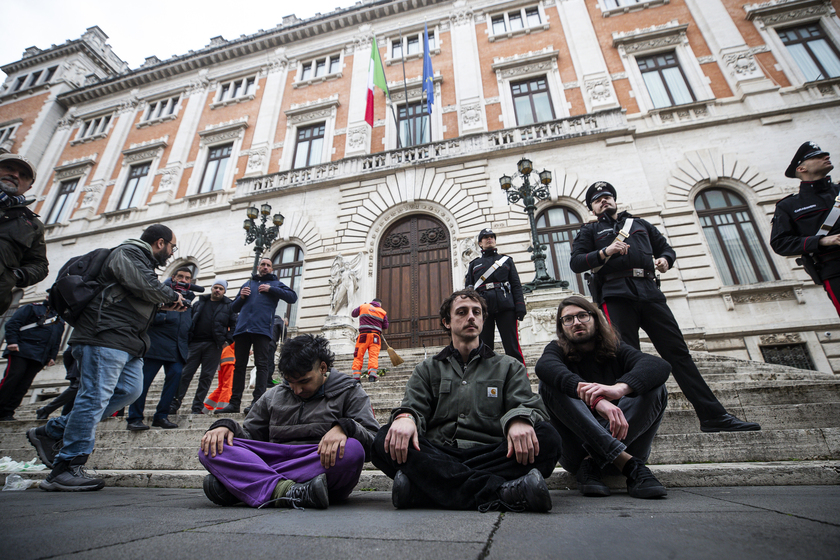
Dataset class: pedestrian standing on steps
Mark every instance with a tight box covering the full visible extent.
[351,298,389,382]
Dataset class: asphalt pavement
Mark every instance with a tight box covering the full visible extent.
[2,485,838,559]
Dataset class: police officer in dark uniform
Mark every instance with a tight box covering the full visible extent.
[770,141,840,316]
[570,181,760,433]
[464,229,527,364]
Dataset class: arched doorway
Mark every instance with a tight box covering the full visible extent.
[378,215,452,349]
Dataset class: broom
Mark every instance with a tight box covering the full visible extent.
[381,335,404,367]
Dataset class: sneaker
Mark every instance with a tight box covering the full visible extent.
[495,468,552,512]
[36,408,49,420]
[40,461,105,492]
[576,457,610,497]
[126,420,150,431]
[26,426,62,469]
[700,413,761,433]
[203,474,241,506]
[623,458,667,499]
[152,417,178,429]
[281,473,329,509]
[392,470,414,509]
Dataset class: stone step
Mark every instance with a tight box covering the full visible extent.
[2,460,838,491]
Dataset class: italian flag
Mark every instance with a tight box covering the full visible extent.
[365,37,388,126]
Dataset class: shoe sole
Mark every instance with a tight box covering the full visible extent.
[26,428,57,469]
[126,426,150,431]
[39,479,105,492]
[700,426,761,433]
[578,483,611,497]
[628,486,668,499]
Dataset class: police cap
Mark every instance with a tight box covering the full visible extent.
[585,181,617,210]
[477,228,496,243]
[785,141,829,178]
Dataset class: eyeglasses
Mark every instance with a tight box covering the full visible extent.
[167,241,178,253]
[560,311,593,327]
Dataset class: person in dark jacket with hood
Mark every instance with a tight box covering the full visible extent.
[199,334,379,509]
[126,267,195,431]
[464,229,527,365]
[770,141,840,315]
[170,278,236,415]
[0,297,65,421]
[218,258,297,414]
[570,181,760,434]
[27,224,186,492]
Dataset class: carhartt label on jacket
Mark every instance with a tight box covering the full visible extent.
[487,387,498,398]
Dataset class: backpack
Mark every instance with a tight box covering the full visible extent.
[49,248,115,326]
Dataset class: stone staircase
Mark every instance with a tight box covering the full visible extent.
[1,342,839,490]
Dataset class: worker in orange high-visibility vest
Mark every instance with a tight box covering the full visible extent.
[350,298,388,382]
[205,342,236,412]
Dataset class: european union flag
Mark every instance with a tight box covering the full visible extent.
[422,23,434,115]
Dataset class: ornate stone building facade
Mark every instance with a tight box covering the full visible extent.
[2,0,839,370]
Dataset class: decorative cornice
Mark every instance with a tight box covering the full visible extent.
[122,137,168,164]
[745,0,830,21]
[491,48,560,73]
[612,21,689,52]
[54,155,97,180]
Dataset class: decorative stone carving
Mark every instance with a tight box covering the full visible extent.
[450,1,474,27]
[460,237,480,272]
[156,167,180,191]
[186,71,212,96]
[759,333,802,345]
[461,104,482,127]
[732,290,795,303]
[347,127,367,150]
[623,34,684,54]
[246,149,266,173]
[697,56,716,65]
[723,51,760,77]
[330,252,364,315]
[686,339,708,352]
[585,79,613,102]
[746,0,831,28]
[525,308,557,336]
[198,118,248,147]
[285,95,340,125]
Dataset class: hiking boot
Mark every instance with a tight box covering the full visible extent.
[700,413,761,433]
[623,458,667,499]
[203,474,241,506]
[216,405,240,414]
[576,457,610,497]
[495,468,552,512]
[27,426,62,469]
[280,474,329,509]
[392,470,414,509]
[126,420,150,431]
[40,459,104,492]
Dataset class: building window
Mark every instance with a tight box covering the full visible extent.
[217,77,256,103]
[12,76,26,92]
[272,245,304,326]
[118,163,150,210]
[44,66,58,82]
[78,115,111,140]
[398,102,431,147]
[760,343,815,370]
[491,6,542,36]
[28,71,43,87]
[0,125,18,144]
[537,207,589,295]
[637,52,695,108]
[143,96,179,122]
[511,77,556,125]
[46,179,78,225]
[293,123,325,169]
[603,0,643,8]
[199,143,233,193]
[300,55,341,81]
[778,24,840,82]
[695,188,779,286]
[391,31,435,60]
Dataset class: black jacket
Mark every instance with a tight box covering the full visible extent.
[2,302,65,365]
[189,294,236,348]
[770,177,840,281]
[571,211,676,303]
[534,340,670,400]
[464,249,526,318]
[0,200,48,314]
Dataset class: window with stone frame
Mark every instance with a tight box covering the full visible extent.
[398,101,431,147]
[510,76,556,125]
[760,343,816,370]
[43,66,58,83]
[77,114,112,140]
[118,162,151,210]
[636,51,696,108]
[490,6,543,37]
[694,188,779,286]
[777,23,840,82]
[387,28,439,64]
[0,124,18,145]
[143,96,180,123]
[198,143,233,193]
[216,76,256,103]
[272,245,304,327]
[536,206,589,295]
[300,55,341,81]
[27,70,43,88]
[12,75,26,92]
[292,123,326,169]
[45,178,78,225]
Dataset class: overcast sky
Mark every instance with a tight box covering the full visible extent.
[2,0,364,72]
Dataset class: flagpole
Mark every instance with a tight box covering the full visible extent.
[398,28,413,149]
[378,37,402,150]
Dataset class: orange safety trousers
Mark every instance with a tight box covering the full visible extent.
[352,332,381,374]
[205,343,236,411]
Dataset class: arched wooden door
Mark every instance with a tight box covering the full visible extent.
[378,215,452,349]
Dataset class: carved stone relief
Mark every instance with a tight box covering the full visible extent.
[461,104,482,127]
[347,126,367,150]
[759,333,802,345]
[585,79,613,103]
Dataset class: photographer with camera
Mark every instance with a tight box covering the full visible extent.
[126,267,195,431]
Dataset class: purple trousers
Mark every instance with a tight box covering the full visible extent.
[198,437,365,507]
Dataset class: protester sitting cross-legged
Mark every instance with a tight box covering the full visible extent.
[534,296,669,499]
[198,334,380,508]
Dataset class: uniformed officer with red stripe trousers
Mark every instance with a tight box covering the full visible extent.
[570,181,761,433]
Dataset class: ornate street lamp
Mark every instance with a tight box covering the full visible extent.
[243,202,284,275]
[499,158,568,292]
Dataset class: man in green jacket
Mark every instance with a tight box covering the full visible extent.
[372,288,561,512]
[0,153,48,314]
[27,224,186,492]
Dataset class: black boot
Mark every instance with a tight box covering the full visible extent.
[488,468,552,513]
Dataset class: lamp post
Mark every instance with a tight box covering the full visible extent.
[499,157,568,292]
[243,202,284,276]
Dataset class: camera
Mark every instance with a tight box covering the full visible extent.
[172,281,204,308]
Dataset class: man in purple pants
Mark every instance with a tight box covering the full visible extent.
[198,334,379,508]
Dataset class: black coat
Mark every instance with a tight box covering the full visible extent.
[145,306,192,363]
[571,211,676,303]
[770,177,840,282]
[2,302,65,365]
[464,249,527,318]
[188,294,236,348]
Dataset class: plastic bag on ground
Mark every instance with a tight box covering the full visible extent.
[2,473,38,491]
[0,456,48,472]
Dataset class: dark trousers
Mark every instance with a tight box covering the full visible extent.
[173,341,223,413]
[231,333,272,408]
[0,355,44,417]
[38,378,80,417]
[480,309,525,365]
[824,277,840,317]
[371,421,561,510]
[539,383,667,474]
[128,358,183,422]
[601,297,726,421]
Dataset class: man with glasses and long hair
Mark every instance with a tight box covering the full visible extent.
[535,296,669,499]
